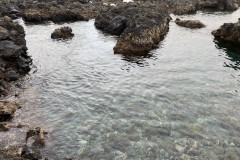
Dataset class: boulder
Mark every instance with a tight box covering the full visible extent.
[16,56,32,72]
[79,0,89,4]
[0,16,26,46]
[212,19,240,47]
[175,18,205,29]
[95,3,171,55]
[51,26,74,39]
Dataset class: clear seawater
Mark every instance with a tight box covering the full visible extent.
[3,9,240,159]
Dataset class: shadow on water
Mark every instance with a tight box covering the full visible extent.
[214,40,240,70]
[120,53,156,67]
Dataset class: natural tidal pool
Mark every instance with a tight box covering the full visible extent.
[6,9,240,159]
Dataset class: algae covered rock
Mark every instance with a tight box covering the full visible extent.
[22,127,48,160]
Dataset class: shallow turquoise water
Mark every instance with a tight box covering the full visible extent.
[10,9,240,159]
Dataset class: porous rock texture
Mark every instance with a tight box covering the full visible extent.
[212,19,240,47]
[175,18,206,29]
[0,16,32,96]
[95,3,171,55]
[95,0,240,55]
[51,26,74,39]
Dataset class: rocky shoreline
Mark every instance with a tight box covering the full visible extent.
[0,16,32,96]
[0,0,239,159]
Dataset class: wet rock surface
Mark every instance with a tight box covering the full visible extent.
[51,26,74,39]
[0,16,32,95]
[175,18,206,29]
[95,3,171,55]
[212,18,240,48]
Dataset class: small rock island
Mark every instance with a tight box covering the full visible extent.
[51,26,74,39]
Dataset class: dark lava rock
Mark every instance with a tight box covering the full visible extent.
[6,70,20,81]
[23,7,88,23]
[79,0,89,4]
[0,16,26,46]
[21,0,109,23]
[212,19,240,47]
[175,18,206,29]
[21,146,42,160]
[16,56,32,72]
[0,16,32,95]
[51,26,74,39]
[9,9,19,15]
[95,3,171,55]
[95,15,127,35]
[0,41,24,59]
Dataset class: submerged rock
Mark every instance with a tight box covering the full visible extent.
[95,3,171,55]
[0,102,18,121]
[175,18,205,29]
[22,127,47,160]
[26,127,46,146]
[51,26,74,39]
[212,19,240,47]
